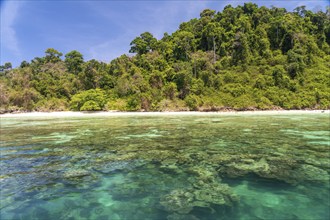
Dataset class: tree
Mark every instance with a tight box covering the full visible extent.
[163,82,178,100]
[155,33,174,61]
[200,9,216,18]
[286,48,305,78]
[173,31,195,60]
[79,59,103,90]
[65,50,84,74]
[4,62,12,70]
[129,32,157,55]
[232,32,251,65]
[254,26,272,58]
[20,61,29,68]
[202,23,224,62]
[45,48,63,63]
[0,62,12,73]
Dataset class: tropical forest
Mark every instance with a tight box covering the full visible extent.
[1,3,329,112]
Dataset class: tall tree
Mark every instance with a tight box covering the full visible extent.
[65,50,84,74]
[129,32,157,55]
[45,48,63,63]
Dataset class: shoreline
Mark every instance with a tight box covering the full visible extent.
[0,110,329,118]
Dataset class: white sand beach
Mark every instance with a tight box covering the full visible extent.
[1,110,329,118]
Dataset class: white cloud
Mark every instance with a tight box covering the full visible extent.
[0,1,24,59]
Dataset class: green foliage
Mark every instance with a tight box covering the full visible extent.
[65,50,84,74]
[70,89,106,111]
[0,62,12,74]
[185,94,202,110]
[80,100,102,111]
[232,94,257,110]
[106,99,128,111]
[130,32,157,55]
[163,82,178,100]
[126,95,141,111]
[35,98,68,111]
[1,4,329,112]
[45,48,63,63]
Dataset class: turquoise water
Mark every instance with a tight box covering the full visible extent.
[1,113,329,220]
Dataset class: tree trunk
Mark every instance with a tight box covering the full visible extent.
[213,36,216,63]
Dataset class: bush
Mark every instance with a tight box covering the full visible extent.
[126,95,141,111]
[231,94,257,110]
[185,94,202,110]
[106,99,128,111]
[80,100,102,111]
[35,98,68,111]
[70,89,106,111]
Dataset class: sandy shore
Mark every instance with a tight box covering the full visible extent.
[1,110,329,118]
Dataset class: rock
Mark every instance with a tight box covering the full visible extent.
[160,190,195,214]
[194,190,226,205]
[295,164,329,182]
[193,182,238,206]
[187,166,217,183]
[167,213,200,220]
[63,169,90,178]
[93,160,145,174]
[221,158,270,178]
[111,182,147,200]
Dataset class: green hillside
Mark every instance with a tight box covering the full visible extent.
[1,3,329,112]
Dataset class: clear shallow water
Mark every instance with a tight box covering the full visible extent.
[1,113,329,220]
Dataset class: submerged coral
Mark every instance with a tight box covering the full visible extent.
[63,169,90,178]
[1,113,329,220]
[160,190,195,214]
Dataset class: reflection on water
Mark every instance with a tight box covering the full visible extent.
[1,113,329,220]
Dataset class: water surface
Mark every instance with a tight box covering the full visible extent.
[1,113,329,220]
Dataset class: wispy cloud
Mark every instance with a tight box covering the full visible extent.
[88,34,131,63]
[84,1,212,62]
[0,1,24,59]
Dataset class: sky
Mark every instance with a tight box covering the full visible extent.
[1,0,329,67]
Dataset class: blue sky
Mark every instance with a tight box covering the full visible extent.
[1,0,329,67]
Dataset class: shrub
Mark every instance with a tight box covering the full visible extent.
[106,99,128,111]
[80,100,101,111]
[70,89,106,111]
[185,94,202,110]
